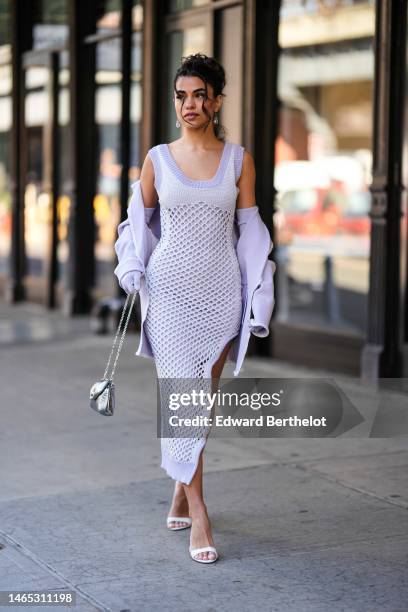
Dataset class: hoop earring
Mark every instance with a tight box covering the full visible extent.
[176,119,180,128]
[213,113,219,125]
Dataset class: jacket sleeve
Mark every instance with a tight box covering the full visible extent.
[113,217,145,290]
[235,207,276,338]
[249,259,276,337]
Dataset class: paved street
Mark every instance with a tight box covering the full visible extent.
[0,301,407,611]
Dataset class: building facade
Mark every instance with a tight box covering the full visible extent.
[0,0,407,380]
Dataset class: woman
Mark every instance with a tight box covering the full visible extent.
[115,53,275,564]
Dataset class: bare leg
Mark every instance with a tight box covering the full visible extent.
[167,481,190,528]
[182,338,234,561]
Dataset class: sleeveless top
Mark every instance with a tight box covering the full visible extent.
[148,141,244,205]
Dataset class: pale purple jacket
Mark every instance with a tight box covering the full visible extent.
[114,180,276,376]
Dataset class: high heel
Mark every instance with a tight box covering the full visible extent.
[189,545,218,563]
[166,516,192,531]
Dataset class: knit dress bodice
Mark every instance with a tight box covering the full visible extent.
[144,140,244,484]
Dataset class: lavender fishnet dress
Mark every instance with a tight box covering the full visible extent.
[144,141,244,484]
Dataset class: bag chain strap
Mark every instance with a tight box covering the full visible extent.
[103,291,138,382]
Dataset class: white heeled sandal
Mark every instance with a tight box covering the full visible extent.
[189,545,219,564]
[166,516,192,531]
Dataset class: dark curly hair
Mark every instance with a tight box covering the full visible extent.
[173,53,227,141]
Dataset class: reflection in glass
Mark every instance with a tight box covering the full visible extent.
[168,0,209,13]
[32,0,68,49]
[21,52,71,305]
[132,0,143,30]
[219,6,243,144]
[166,26,207,141]
[130,29,143,182]
[94,37,122,297]
[275,1,374,335]
[23,66,52,297]
[0,0,11,49]
[55,50,71,305]
[96,0,121,32]
[33,0,68,23]
[281,0,374,20]
[0,62,12,283]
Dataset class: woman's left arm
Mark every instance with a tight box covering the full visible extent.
[236,150,257,210]
[235,150,258,236]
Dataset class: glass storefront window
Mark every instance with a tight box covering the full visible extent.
[402,7,408,346]
[32,0,68,49]
[0,0,11,48]
[55,50,71,305]
[96,0,121,33]
[130,29,143,182]
[166,26,208,141]
[0,0,12,290]
[21,46,71,305]
[168,0,210,13]
[94,36,123,296]
[281,0,374,20]
[33,0,67,23]
[23,65,52,294]
[132,0,143,31]
[129,0,143,180]
[0,63,12,283]
[93,1,143,297]
[275,0,375,336]
[218,5,243,144]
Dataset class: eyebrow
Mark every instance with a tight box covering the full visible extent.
[175,88,206,94]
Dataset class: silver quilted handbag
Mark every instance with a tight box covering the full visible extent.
[89,291,138,416]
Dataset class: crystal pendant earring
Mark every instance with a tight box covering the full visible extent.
[176,119,181,128]
[213,113,219,125]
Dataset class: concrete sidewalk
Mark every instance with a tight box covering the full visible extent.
[0,301,407,611]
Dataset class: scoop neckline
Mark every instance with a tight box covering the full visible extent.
[161,141,230,188]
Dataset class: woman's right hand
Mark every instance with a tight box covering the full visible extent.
[120,270,142,294]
